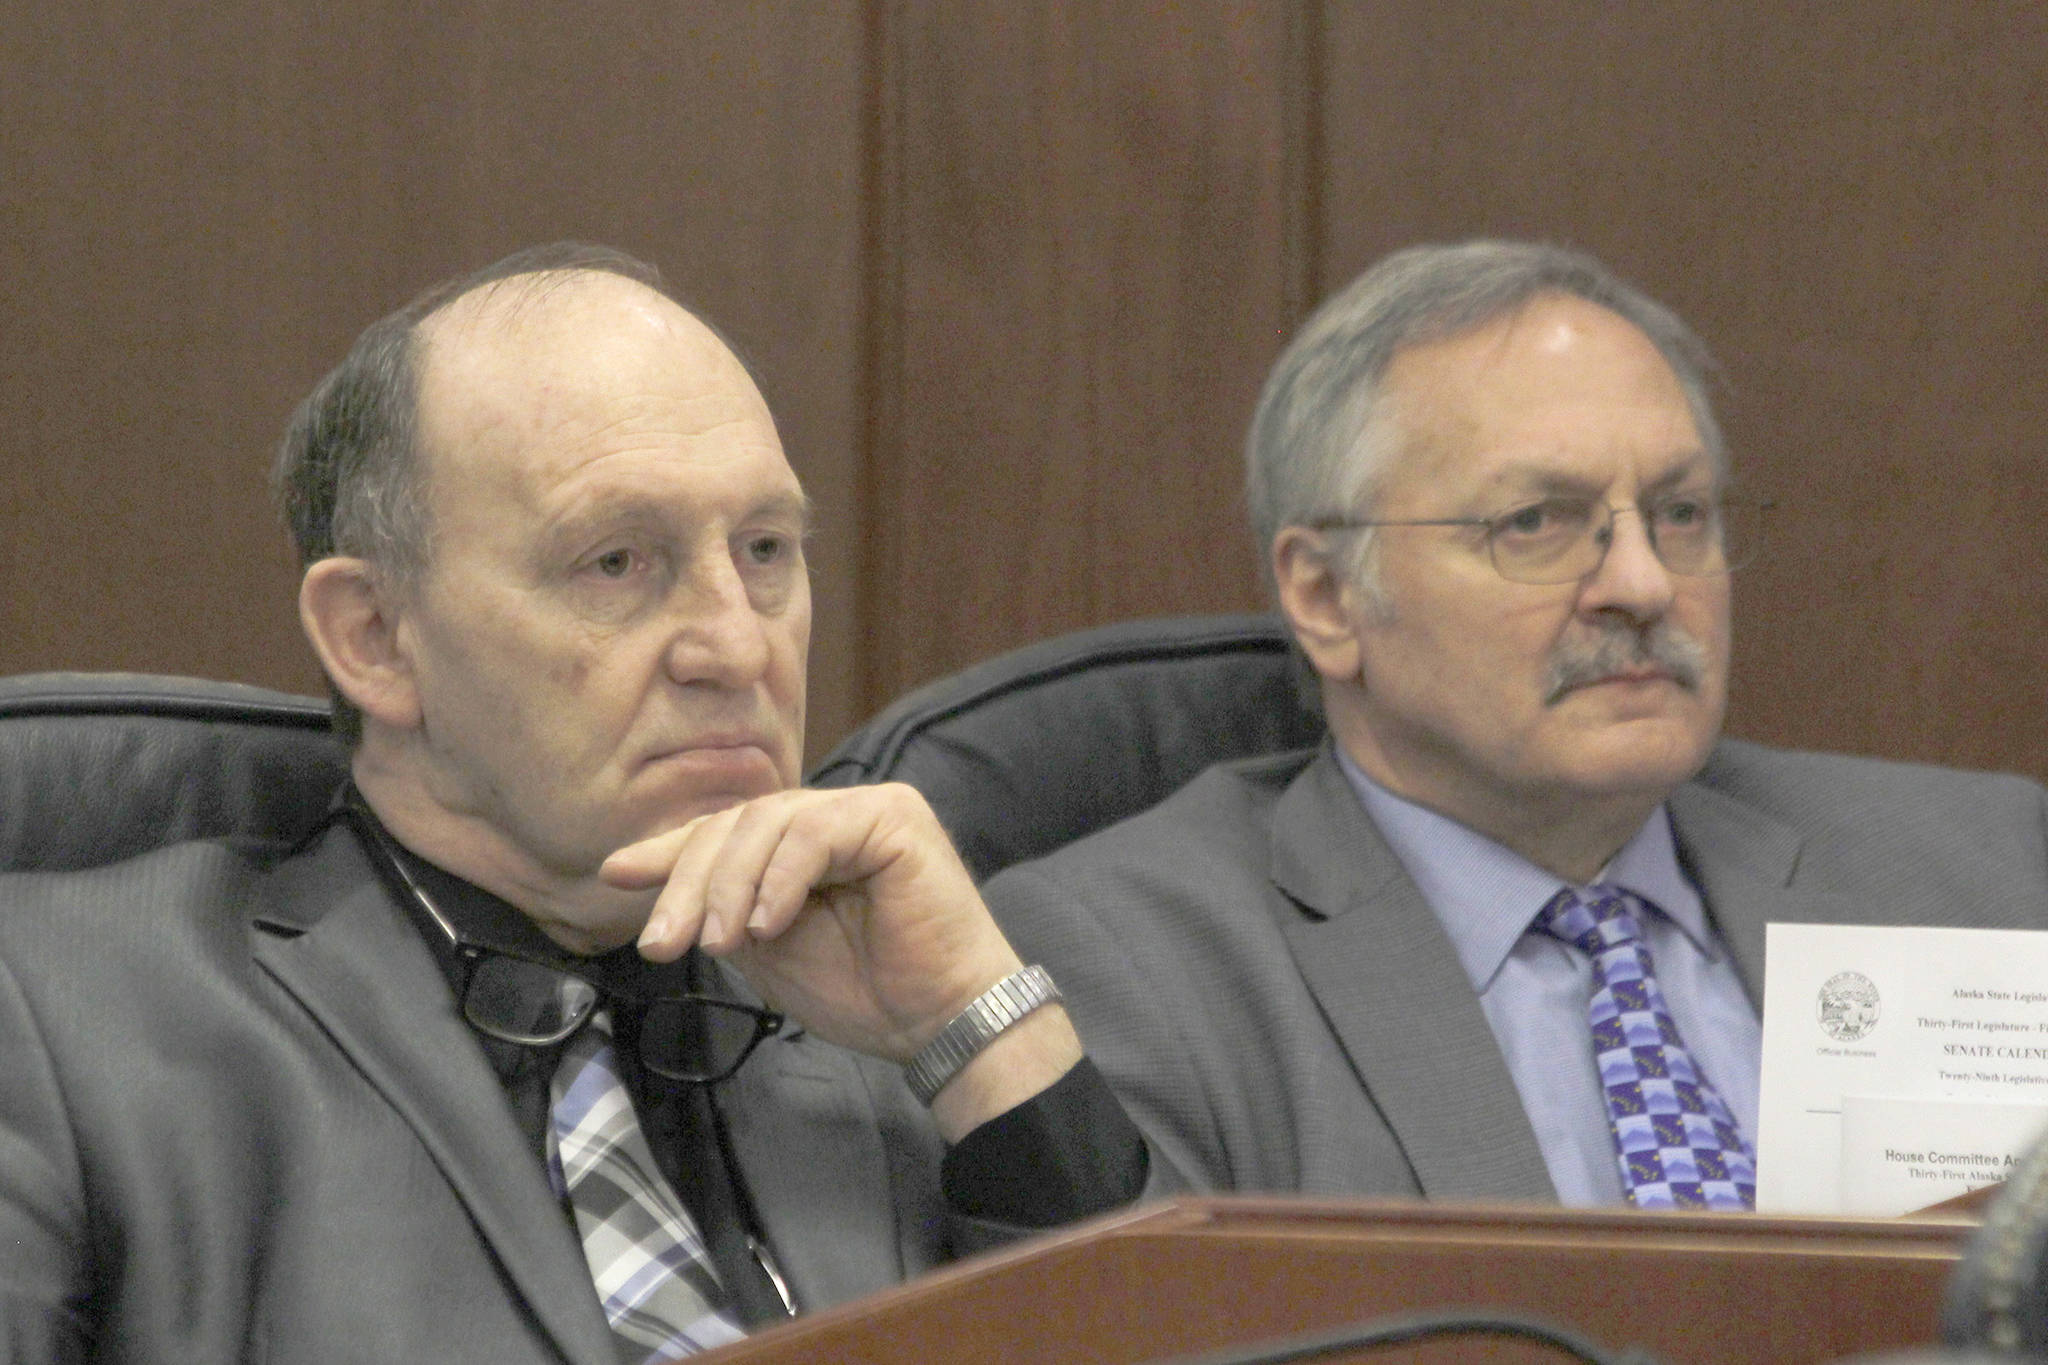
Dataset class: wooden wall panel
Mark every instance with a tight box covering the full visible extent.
[0,2,868,759]
[1318,2,2048,777]
[866,1,1306,706]
[7,0,2044,777]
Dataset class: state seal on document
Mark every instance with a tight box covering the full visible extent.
[1817,970,1880,1041]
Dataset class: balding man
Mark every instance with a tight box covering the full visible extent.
[984,239,2048,1211]
[0,244,1148,1363]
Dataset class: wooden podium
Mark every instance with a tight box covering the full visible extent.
[703,1197,1980,1364]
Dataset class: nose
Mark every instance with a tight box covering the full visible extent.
[662,547,772,691]
[1578,505,1676,624]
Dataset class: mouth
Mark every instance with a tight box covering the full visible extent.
[1546,668,1689,705]
[638,735,785,786]
[1586,667,1676,688]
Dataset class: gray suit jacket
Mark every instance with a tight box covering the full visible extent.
[984,738,2048,1201]
[0,822,955,1363]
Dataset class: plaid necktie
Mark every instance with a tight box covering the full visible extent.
[1535,886,1757,1211]
[548,1009,748,1361]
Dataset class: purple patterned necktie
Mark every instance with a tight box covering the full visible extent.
[549,1010,747,1361]
[1535,886,1756,1211]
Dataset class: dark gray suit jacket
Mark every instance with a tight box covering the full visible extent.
[984,739,2048,1201]
[0,822,960,1363]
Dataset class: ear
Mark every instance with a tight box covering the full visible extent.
[298,558,423,732]
[1272,527,1364,684]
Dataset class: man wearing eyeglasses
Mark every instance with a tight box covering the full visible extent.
[983,239,2048,1211]
[0,245,1149,1362]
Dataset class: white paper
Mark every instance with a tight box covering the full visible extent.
[1756,922,2048,1214]
[1838,1094,2048,1216]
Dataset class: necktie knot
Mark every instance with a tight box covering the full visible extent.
[1536,885,1647,960]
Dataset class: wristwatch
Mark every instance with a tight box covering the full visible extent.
[903,965,1063,1106]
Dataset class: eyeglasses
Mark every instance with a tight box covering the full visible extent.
[456,950,784,1085]
[1306,491,1770,586]
[349,802,783,1084]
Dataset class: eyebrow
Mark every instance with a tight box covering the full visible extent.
[535,489,813,563]
[1479,450,1717,503]
[752,491,814,530]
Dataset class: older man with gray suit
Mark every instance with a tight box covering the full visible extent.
[983,240,2048,1210]
[0,243,1150,1363]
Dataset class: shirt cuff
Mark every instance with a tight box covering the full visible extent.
[938,1058,1148,1228]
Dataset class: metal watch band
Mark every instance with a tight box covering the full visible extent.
[902,965,1063,1106]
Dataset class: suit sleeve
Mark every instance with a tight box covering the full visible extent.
[0,945,94,1363]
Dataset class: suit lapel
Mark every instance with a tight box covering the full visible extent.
[1268,750,1555,1202]
[1669,775,1866,1006]
[249,827,616,1364]
[711,995,906,1313]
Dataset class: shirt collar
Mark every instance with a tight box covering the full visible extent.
[1334,748,1714,992]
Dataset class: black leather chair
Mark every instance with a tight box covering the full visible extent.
[2,615,1323,882]
[809,614,1325,881]
[0,672,346,873]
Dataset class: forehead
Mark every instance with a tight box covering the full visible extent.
[411,271,795,523]
[1378,293,1705,497]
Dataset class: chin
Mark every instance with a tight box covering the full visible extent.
[537,887,657,957]
[612,785,771,850]
[1568,726,1717,799]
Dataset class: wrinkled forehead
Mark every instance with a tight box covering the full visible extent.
[1377,296,1711,494]
[410,271,780,503]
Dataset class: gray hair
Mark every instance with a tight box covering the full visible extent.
[1244,239,1725,601]
[271,242,690,740]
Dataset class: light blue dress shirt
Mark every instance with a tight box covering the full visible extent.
[1337,751,1764,1206]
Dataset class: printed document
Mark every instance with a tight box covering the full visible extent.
[1756,922,2048,1214]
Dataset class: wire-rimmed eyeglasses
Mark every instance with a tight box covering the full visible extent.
[1305,491,1770,586]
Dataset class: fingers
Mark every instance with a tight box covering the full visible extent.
[601,785,1044,1061]
[600,821,700,889]
[698,798,841,949]
[604,811,725,961]
[612,788,903,962]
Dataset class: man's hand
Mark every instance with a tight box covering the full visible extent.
[600,783,1082,1139]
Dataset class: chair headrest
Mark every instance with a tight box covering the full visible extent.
[808,615,1325,880]
[0,672,347,873]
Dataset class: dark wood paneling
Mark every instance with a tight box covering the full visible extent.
[8,0,2045,776]
[0,2,868,759]
[1319,1,2048,777]
[867,1,1306,707]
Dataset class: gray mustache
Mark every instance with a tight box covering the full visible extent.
[1544,625,1707,704]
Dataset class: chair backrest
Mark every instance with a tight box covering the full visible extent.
[4,616,1324,881]
[0,672,348,873]
[808,614,1325,882]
